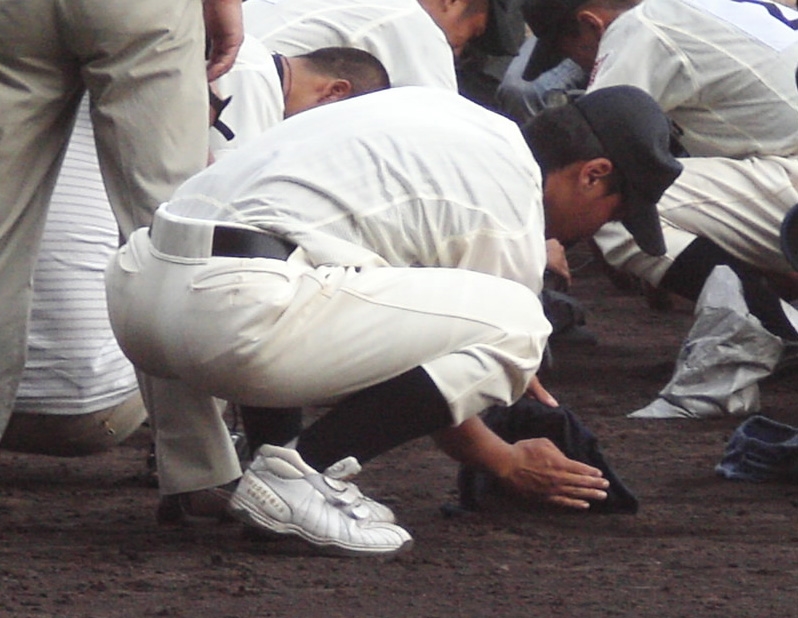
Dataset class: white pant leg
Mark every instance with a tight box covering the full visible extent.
[107,230,550,492]
[594,155,798,286]
[234,262,549,424]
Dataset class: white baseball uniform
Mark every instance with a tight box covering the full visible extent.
[243,0,458,90]
[106,87,550,494]
[588,0,798,284]
[15,99,140,415]
[209,35,285,161]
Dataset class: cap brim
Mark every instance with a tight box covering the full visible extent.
[621,191,667,257]
[521,35,563,80]
[780,203,798,270]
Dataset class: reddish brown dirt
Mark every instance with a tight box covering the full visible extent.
[3,243,798,618]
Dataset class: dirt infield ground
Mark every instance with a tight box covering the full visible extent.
[3,244,798,618]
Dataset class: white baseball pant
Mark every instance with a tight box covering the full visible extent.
[106,213,550,494]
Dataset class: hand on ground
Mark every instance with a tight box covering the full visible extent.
[500,437,609,509]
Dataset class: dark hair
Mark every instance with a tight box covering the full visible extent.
[558,0,638,36]
[462,0,490,17]
[299,47,391,96]
[522,103,624,193]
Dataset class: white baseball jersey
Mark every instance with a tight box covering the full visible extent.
[14,98,139,415]
[589,0,798,158]
[107,87,549,493]
[589,0,798,283]
[209,35,285,161]
[178,86,546,292]
[243,0,458,90]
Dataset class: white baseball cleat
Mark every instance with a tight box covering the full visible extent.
[228,445,412,557]
[323,456,397,524]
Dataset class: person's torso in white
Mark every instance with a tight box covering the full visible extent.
[242,0,458,90]
[588,0,798,158]
[14,98,139,415]
[168,87,546,294]
[209,35,285,160]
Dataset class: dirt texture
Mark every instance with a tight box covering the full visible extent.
[3,244,798,618]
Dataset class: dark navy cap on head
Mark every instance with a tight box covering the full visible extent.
[573,86,683,256]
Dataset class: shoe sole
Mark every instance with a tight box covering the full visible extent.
[228,480,413,558]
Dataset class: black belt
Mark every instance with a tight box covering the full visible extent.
[211,225,297,260]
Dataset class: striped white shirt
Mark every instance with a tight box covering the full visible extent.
[14,98,139,415]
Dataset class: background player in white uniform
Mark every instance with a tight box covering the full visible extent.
[105,85,681,554]
[526,0,798,285]
[209,40,389,160]
[524,0,798,370]
[241,0,500,91]
[0,98,146,456]
[587,0,798,282]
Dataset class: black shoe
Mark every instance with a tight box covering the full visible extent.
[156,481,239,526]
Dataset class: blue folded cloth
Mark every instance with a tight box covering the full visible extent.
[716,415,798,482]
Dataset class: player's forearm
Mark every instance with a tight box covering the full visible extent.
[432,416,515,478]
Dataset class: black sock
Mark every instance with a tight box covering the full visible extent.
[295,366,452,471]
[659,238,798,341]
[239,406,303,454]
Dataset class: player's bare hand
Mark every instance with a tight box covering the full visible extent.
[203,0,244,81]
[499,438,609,509]
[545,239,571,290]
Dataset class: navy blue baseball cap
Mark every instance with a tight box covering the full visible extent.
[578,86,683,255]
[524,85,682,256]
[575,86,682,256]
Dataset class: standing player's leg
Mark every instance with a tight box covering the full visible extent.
[81,0,209,238]
[0,0,83,432]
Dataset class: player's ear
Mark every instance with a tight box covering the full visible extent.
[440,0,461,14]
[575,8,608,37]
[581,157,614,191]
[320,79,353,104]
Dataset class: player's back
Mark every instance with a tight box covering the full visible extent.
[590,0,798,158]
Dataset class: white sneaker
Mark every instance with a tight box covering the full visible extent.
[323,456,396,524]
[228,445,412,557]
